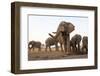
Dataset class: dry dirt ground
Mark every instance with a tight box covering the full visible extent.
[28,48,87,61]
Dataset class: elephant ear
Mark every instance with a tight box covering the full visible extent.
[59,21,75,33]
[67,23,75,33]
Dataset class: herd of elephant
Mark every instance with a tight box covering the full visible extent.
[28,21,88,54]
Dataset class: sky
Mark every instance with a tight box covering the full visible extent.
[28,14,88,44]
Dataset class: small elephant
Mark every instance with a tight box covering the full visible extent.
[45,37,58,51]
[70,34,82,54]
[28,40,41,52]
[82,36,88,54]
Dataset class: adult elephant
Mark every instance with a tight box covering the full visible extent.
[45,37,58,51]
[70,34,82,54]
[28,40,41,52]
[82,36,88,54]
[49,21,75,53]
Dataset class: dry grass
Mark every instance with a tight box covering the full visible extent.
[28,48,87,61]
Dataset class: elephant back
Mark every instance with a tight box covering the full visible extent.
[45,37,56,46]
[34,41,41,48]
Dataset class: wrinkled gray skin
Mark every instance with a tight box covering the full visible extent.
[49,21,75,52]
[28,40,41,51]
[45,37,58,51]
[82,36,88,54]
[70,34,82,53]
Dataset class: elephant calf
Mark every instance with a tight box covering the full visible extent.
[70,34,82,54]
[28,40,41,52]
[45,37,58,51]
[82,36,88,54]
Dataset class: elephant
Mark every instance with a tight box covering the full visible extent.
[49,21,75,53]
[28,40,41,52]
[70,34,82,54]
[45,37,58,51]
[82,36,88,54]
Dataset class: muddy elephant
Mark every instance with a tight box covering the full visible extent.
[70,34,82,54]
[49,21,75,53]
[28,40,41,52]
[82,36,88,54]
[45,37,58,51]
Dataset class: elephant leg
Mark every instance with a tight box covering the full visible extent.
[70,46,73,54]
[49,46,51,51]
[45,46,48,52]
[82,46,85,54]
[82,45,87,54]
[72,46,75,53]
[84,46,88,54]
[70,46,72,53]
[75,45,77,52]
[72,44,76,53]
[55,43,58,51]
[60,43,63,52]
[76,45,77,51]
[28,47,31,51]
[86,47,88,54]
[73,45,76,54]
[38,47,41,52]
[75,45,77,54]
[70,44,73,53]
[78,43,80,51]
[29,48,32,52]
[70,46,71,53]
[77,43,80,54]
[32,47,34,52]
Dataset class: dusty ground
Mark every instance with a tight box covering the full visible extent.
[28,48,87,61]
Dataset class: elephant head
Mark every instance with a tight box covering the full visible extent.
[57,21,75,33]
[49,21,75,39]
